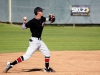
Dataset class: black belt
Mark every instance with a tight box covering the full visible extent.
[30,37,41,41]
[32,37,41,40]
[37,37,41,40]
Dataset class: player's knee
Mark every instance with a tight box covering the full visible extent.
[45,50,50,57]
[23,54,31,60]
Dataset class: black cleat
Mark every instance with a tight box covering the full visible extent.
[44,67,55,72]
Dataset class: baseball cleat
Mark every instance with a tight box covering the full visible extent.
[44,67,55,72]
[5,62,13,73]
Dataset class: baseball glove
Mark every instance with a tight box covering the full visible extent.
[49,14,55,23]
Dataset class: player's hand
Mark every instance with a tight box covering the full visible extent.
[23,16,27,24]
[49,14,55,23]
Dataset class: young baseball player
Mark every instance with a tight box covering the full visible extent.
[5,7,55,73]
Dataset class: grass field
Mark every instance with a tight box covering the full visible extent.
[0,23,100,53]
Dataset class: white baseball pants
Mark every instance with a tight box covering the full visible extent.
[23,37,50,60]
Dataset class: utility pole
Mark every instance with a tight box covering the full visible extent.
[9,0,12,24]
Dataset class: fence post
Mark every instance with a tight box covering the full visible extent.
[73,24,75,28]
[9,0,12,24]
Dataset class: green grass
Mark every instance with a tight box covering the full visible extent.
[0,23,100,53]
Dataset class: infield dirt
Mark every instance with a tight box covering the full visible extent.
[0,51,100,75]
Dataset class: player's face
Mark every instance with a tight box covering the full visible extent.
[38,11,43,16]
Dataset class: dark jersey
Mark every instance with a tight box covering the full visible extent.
[25,16,46,38]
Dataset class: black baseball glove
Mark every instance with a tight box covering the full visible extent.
[49,14,55,23]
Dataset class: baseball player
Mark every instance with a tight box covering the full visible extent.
[5,7,55,73]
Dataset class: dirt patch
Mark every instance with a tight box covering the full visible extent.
[0,51,100,75]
